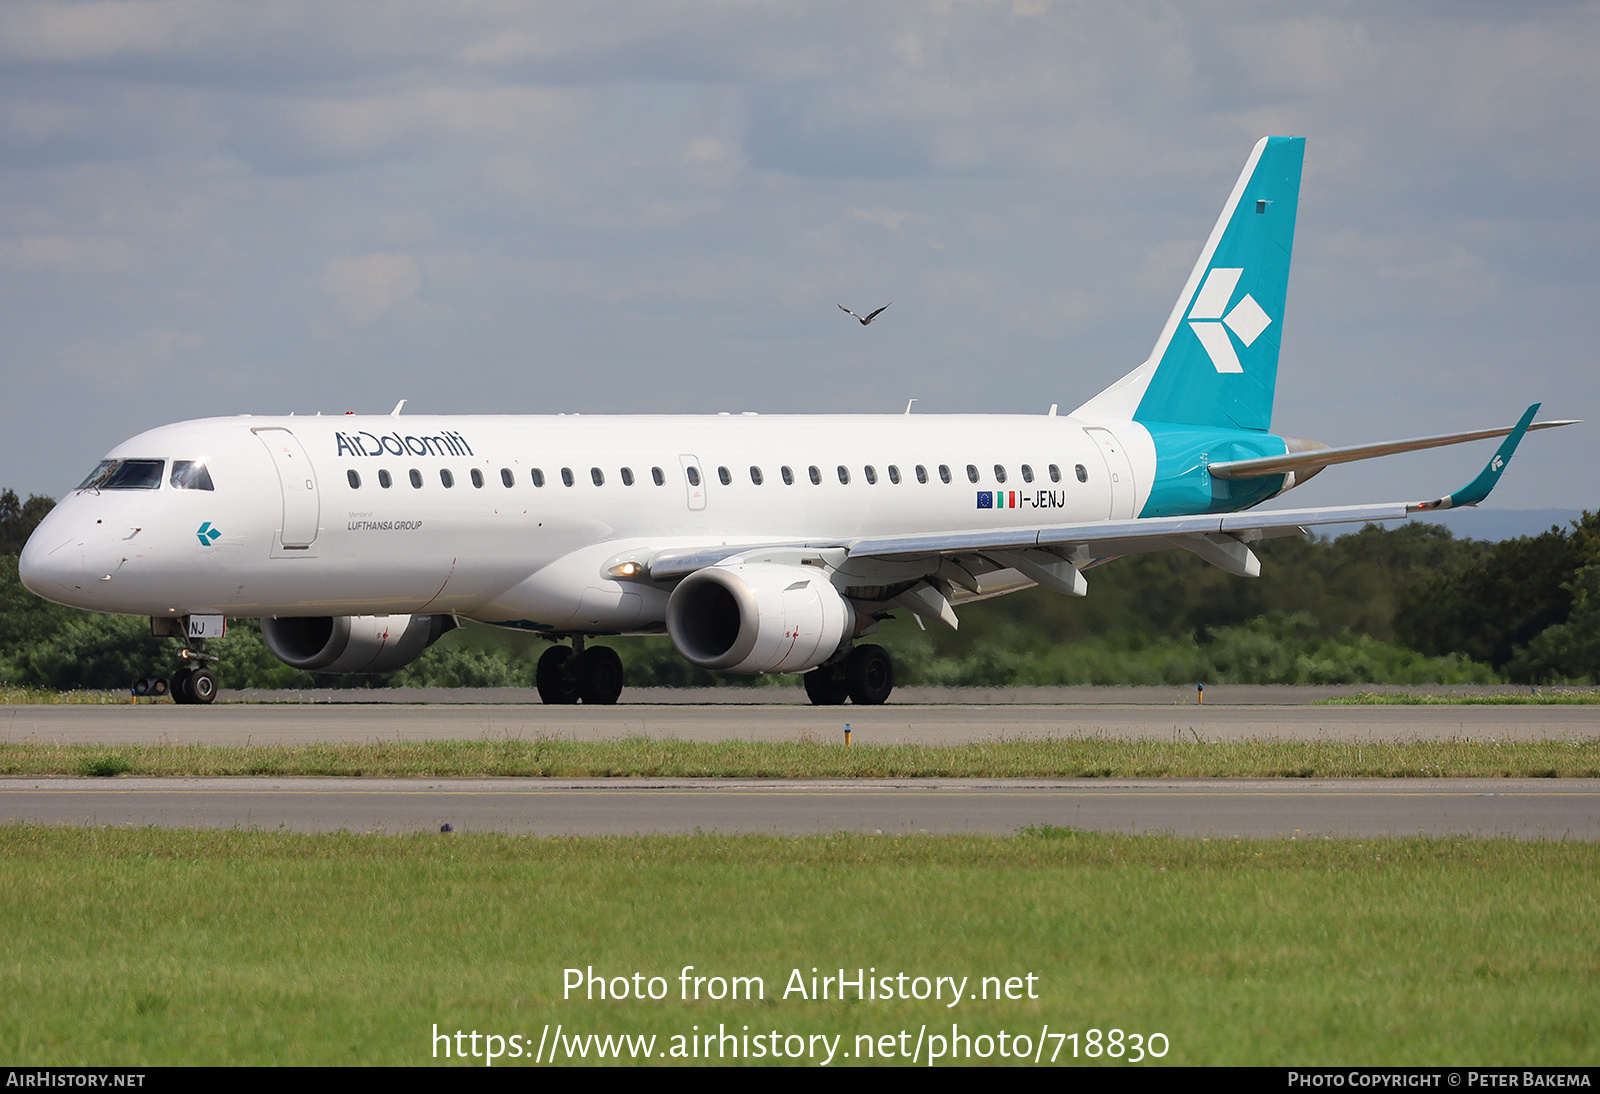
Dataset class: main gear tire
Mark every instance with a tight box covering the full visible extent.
[575,646,625,705]
[803,662,850,706]
[844,644,894,706]
[536,645,582,705]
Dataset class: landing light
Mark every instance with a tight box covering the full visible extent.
[607,561,645,579]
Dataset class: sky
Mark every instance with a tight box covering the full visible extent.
[2,1,1596,512]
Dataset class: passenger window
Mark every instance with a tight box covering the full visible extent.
[378,469,392,489]
[591,467,605,486]
[781,466,794,485]
[1021,464,1034,483]
[1049,464,1061,483]
[993,465,1007,484]
[809,465,821,485]
[170,461,215,491]
[532,468,546,487]
[561,468,575,487]
[501,468,514,488]
[837,465,850,485]
[864,466,877,485]
[916,465,928,484]
[718,466,731,486]
[888,465,901,484]
[409,469,423,488]
[939,464,951,484]
[687,467,701,487]
[440,469,455,488]
[347,470,361,489]
[1076,464,1088,483]
[750,466,763,485]
[470,469,484,488]
[652,467,665,486]
[966,464,979,483]
[621,467,634,486]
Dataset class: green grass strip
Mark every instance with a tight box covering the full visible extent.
[2,826,1596,1066]
[6,736,1600,779]
[1,686,134,704]
[1318,689,1600,705]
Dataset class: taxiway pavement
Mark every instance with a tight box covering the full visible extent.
[4,700,1597,746]
[3,776,1595,839]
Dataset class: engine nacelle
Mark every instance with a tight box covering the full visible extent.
[666,563,854,674]
[261,614,458,674]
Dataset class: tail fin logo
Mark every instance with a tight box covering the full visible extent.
[1186,267,1272,374]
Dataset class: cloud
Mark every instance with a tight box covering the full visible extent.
[0,235,132,271]
[0,0,215,61]
[846,207,918,231]
[320,252,420,325]
[54,328,203,390]
[234,84,578,171]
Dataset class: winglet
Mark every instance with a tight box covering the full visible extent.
[1410,403,1539,512]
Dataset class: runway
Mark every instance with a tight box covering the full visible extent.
[5,700,1597,746]
[3,776,1596,838]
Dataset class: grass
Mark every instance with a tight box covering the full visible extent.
[2,737,1599,779]
[1319,689,1600,705]
[0,826,1595,1066]
[0,686,134,704]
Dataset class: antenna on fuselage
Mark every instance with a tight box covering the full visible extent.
[905,398,917,414]
[391,399,406,417]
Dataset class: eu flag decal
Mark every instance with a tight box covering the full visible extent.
[976,491,993,509]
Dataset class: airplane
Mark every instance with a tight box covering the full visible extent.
[18,136,1576,706]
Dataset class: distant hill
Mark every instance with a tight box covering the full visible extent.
[1410,509,1585,542]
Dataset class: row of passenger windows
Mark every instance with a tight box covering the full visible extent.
[345,462,1093,491]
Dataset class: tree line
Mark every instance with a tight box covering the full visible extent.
[2,486,1595,690]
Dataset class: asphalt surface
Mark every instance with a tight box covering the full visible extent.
[5,694,1595,839]
[4,776,1596,838]
[5,700,1598,746]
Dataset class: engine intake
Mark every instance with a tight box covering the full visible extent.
[666,563,853,674]
[261,614,458,674]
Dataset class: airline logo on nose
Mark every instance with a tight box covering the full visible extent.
[196,521,221,546]
[1187,267,1271,373]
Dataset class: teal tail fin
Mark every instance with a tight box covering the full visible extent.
[1075,136,1305,432]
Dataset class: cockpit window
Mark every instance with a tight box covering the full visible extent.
[78,459,165,490]
[77,461,115,490]
[170,461,215,491]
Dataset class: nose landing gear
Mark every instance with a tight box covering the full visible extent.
[134,619,222,704]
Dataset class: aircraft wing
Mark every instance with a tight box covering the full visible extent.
[642,403,1545,598]
[850,403,1543,564]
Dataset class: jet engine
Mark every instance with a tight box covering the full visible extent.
[261,614,458,674]
[666,563,854,674]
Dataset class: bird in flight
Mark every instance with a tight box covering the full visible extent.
[838,303,891,326]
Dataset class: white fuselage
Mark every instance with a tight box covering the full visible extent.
[21,412,1154,633]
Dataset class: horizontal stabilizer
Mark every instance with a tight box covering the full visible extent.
[1209,413,1577,480]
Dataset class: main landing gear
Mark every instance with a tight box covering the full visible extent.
[536,638,624,705]
[803,644,894,706]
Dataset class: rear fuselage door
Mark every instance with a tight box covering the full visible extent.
[678,454,706,511]
[1084,427,1137,519]
[254,427,321,551]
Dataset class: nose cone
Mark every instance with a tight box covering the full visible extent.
[18,508,86,604]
